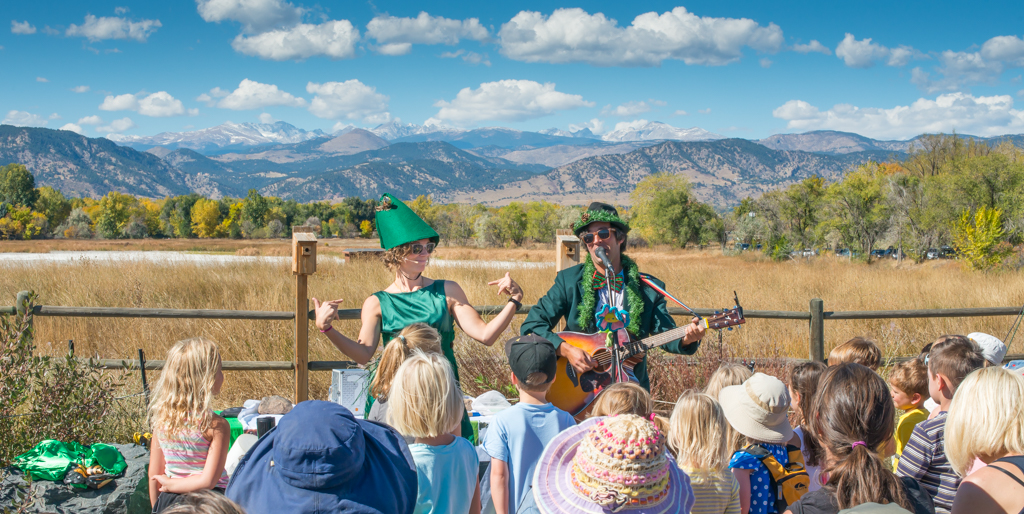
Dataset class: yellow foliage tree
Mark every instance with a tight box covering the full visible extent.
[952,207,1013,270]
[190,198,222,238]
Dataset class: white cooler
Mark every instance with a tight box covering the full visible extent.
[328,368,369,418]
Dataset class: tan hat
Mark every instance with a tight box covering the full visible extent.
[718,373,793,444]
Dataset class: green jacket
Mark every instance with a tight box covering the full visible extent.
[521,262,700,390]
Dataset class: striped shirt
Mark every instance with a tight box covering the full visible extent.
[895,410,956,513]
[682,467,741,514]
[159,427,229,488]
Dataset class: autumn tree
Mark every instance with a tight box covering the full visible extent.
[190,198,223,238]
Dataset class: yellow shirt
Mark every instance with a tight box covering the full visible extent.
[892,406,929,472]
[682,467,741,514]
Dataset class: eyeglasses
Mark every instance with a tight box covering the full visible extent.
[581,228,617,245]
[410,242,436,255]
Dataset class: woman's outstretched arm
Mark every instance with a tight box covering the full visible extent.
[313,295,382,364]
[447,273,523,346]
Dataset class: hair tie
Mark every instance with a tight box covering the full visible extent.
[398,335,407,345]
[648,413,656,421]
[851,441,866,449]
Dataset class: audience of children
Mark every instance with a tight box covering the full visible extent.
[946,366,1024,514]
[531,413,695,514]
[784,363,935,514]
[720,372,795,514]
[828,337,882,371]
[669,390,741,514]
[789,361,828,492]
[482,335,576,514]
[887,359,930,472]
[148,338,232,513]
[365,322,443,441]
[895,335,985,513]
[388,351,481,514]
[704,363,754,455]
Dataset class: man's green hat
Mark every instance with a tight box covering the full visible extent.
[572,202,630,236]
[374,193,440,250]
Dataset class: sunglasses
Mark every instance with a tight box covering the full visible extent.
[409,242,436,255]
[581,228,617,245]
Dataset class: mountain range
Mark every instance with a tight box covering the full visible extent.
[5,121,1022,208]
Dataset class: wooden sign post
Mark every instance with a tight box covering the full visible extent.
[292,229,318,403]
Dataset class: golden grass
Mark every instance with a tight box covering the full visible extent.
[2,243,1023,418]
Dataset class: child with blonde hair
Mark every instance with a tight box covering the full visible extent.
[389,351,481,514]
[366,322,442,429]
[828,337,882,371]
[589,381,668,432]
[669,391,740,514]
[887,358,930,471]
[705,363,753,455]
[946,366,1024,514]
[148,338,231,513]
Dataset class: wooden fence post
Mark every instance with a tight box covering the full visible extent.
[809,298,825,362]
[292,230,318,403]
[16,291,33,352]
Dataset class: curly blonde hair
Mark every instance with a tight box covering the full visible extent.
[148,338,221,436]
[381,243,416,271]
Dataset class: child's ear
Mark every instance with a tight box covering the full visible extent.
[510,371,518,385]
[911,392,922,404]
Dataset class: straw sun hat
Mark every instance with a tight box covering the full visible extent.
[718,373,793,444]
[532,415,694,514]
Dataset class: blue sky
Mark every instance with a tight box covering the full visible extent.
[3,0,1024,140]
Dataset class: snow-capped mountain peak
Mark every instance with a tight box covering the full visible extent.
[369,120,466,141]
[108,121,327,150]
[601,120,725,143]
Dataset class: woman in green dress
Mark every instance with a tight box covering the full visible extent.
[312,193,524,438]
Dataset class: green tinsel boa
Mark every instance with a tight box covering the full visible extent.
[578,253,644,335]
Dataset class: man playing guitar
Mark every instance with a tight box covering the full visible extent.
[521,202,706,401]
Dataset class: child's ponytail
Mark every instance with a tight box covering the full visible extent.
[809,363,909,510]
[370,322,441,401]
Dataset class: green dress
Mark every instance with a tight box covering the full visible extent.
[369,279,473,440]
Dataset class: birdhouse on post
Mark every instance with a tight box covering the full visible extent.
[292,229,318,404]
[555,230,580,271]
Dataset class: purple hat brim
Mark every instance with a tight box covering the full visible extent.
[532,417,694,514]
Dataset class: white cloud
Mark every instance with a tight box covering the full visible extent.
[433,79,593,124]
[59,123,84,135]
[97,117,136,133]
[834,33,919,68]
[66,14,162,42]
[36,77,48,82]
[601,101,651,117]
[115,7,129,15]
[760,58,772,68]
[196,87,230,105]
[674,110,688,116]
[498,7,783,67]
[792,40,830,55]
[772,93,1024,140]
[99,91,191,117]
[366,12,488,55]
[3,110,48,127]
[231,20,359,60]
[331,121,356,133]
[439,49,490,66]
[981,35,1024,65]
[196,0,302,33]
[78,115,103,125]
[306,80,389,121]
[71,85,90,93]
[569,118,605,134]
[258,113,274,124]
[11,20,36,35]
[698,108,711,114]
[216,79,306,110]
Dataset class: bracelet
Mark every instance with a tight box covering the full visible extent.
[319,325,334,334]
[508,298,522,310]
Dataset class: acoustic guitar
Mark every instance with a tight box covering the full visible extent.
[547,304,746,417]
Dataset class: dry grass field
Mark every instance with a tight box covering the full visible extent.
[2,239,1023,418]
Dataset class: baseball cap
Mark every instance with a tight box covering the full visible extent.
[968,332,1007,366]
[505,334,557,384]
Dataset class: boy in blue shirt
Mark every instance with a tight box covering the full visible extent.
[483,335,576,514]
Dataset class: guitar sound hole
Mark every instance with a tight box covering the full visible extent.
[591,348,613,373]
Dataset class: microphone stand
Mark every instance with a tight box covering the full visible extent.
[597,247,624,383]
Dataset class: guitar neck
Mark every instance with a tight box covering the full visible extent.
[639,324,696,351]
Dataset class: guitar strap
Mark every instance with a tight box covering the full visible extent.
[638,273,701,320]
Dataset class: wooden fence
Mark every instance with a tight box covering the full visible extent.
[5,290,1023,403]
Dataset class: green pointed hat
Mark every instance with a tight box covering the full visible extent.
[374,193,439,250]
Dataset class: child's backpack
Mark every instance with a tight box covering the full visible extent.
[743,444,810,511]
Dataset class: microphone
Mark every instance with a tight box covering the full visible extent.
[594,246,614,273]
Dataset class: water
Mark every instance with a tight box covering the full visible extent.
[0,251,553,269]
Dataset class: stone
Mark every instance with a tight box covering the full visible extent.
[258,395,293,415]
[1,443,151,514]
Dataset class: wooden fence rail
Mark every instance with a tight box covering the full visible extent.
[5,292,1023,402]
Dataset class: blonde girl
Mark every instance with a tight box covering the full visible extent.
[669,391,741,514]
[389,351,481,514]
[366,323,442,428]
[148,338,231,513]
[947,366,1024,514]
[589,382,668,432]
[705,363,753,455]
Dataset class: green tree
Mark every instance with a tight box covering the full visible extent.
[822,163,892,260]
[33,186,71,234]
[952,207,1013,270]
[95,192,139,239]
[493,202,528,246]
[0,164,39,208]
[781,176,826,249]
[240,189,268,226]
[630,173,723,248]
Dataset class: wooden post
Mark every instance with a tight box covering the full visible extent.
[292,229,318,403]
[15,291,33,352]
[138,349,151,408]
[809,298,825,362]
